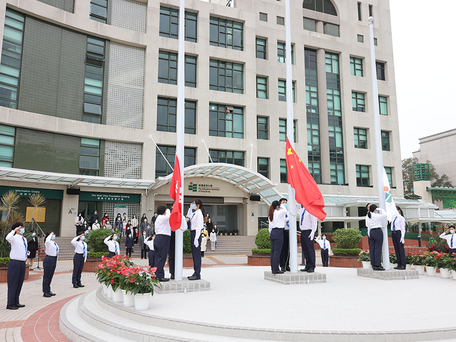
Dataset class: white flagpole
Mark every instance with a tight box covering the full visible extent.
[174,0,185,281]
[285,0,298,273]
[368,16,390,269]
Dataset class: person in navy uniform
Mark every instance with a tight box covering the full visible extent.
[104,233,119,257]
[268,200,288,274]
[315,235,331,267]
[43,232,58,297]
[391,206,406,270]
[298,204,317,273]
[6,223,27,310]
[366,204,387,271]
[187,199,205,280]
[279,198,291,272]
[125,233,134,257]
[71,233,87,288]
[154,205,171,282]
[440,225,456,257]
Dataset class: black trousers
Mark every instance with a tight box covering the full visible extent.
[280,230,290,269]
[391,231,406,268]
[191,230,202,277]
[72,254,85,285]
[141,248,147,259]
[7,260,25,306]
[368,236,374,266]
[168,231,175,276]
[126,248,132,257]
[369,228,383,266]
[301,230,316,270]
[270,228,283,272]
[148,250,156,268]
[107,251,116,258]
[321,249,329,267]
[154,234,170,279]
[43,256,57,293]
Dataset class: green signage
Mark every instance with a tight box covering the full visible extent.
[0,186,63,200]
[79,192,141,203]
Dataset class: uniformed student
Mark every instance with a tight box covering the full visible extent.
[71,233,87,288]
[298,204,317,273]
[391,206,406,269]
[440,225,456,257]
[315,235,331,267]
[104,233,119,257]
[279,198,290,272]
[125,233,134,257]
[6,223,27,310]
[168,230,175,279]
[366,204,386,271]
[145,234,156,269]
[154,205,171,282]
[187,199,204,280]
[268,200,288,274]
[43,232,58,297]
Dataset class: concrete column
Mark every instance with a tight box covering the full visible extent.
[245,200,258,236]
[60,193,79,237]
[316,48,330,184]
[74,0,90,18]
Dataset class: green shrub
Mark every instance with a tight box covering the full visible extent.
[332,228,362,249]
[255,228,271,249]
[0,257,10,266]
[183,229,192,254]
[86,228,121,252]
[251,248,271,254]
[332,248,361,256]
[87,252,109,258]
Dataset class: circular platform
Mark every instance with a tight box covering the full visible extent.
[60,266,456,341]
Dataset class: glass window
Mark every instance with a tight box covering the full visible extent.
[381,131,390,151]
[210,17,243,51]
[278,80,295,103]
[160,7,198,42]
[350,57,363,77]
[0,124,15,167]
[324,23,339,37]
[256,38,266,59]
[279,118,296,142]
[83,37,105,124]
[357,2,362,21]
[80,138,100,176]
[158,51,177,85]
[209,104,243,139]
[379,96,388,115]
[369,5,373,17]
[256,76,267,99]
[357,34,364,43]
[185,55,197,88]
[209,149,244,166]
[356,165,370,187]
[157,98,196,134]
[354,128,367,149]
[352,92,365,112]
[257,116,268,140]
[303,0,337,16]
[276,16,284,25]
[385,166,393,187]
[209,59,244,94]
[257,157,269,179]
[303,17,316,31]
[280,159,287,183]
[259,12,267,22]
[277,42,294,64]
[155,145,196,177]
[90,0,107,23]
[376,61,385,81]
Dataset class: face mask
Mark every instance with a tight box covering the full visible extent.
[190,204,196,210]
[145,220,147,223]
[32,233,36,237]
[95,221,98,223]
[154,214,157,217]
[107,222,110,224]
[84,222,87,224]
[129,235,132,238]
[51,235,56,240]
[118,219,121,221]
[81,236,85,241]
[451,230,455,234]
[113,236,117,240]
[79,214,82,217]
[207,214,209,216]
[323,236,326,240]
[94,211,97,214]
[209,219,211,222]
[105,214,107,217]
[282,203,288,210]
[20,228,25,234]
[133,216,136,218]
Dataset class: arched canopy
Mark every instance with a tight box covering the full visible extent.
[303,0,337,16]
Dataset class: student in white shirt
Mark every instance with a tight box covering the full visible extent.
[145,234,156,269]
[104,233,119,258]
[268,200,288,274]
[391,206,406,269]
[298,204,318,273]
[43,232,58,297]
[71,233,87,288]
[187,199,205,280]
[154,205,171,282]
[279,198,291,272]
[440,225,456,257]
[366,204,387,271]
[315,235,331,267]
[6,223,27,310]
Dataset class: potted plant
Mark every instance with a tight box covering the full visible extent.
[358,250,370,268]
[424,251,441,276]
[438,254,451,279]
[84,228,120,272]
[95,254,133,301]
[405,252,413,270]
[448,256,456,280]
[330,228,362,268]
[248,228,271,266]
[410,252,425,275]
[389,253,397,268]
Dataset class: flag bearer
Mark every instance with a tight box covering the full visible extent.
[366,204,386,271]
[6,223,27,310]
[154,205,171,282]
[298,204,317,273]
[391,206,406,269]
[71,233,87,288]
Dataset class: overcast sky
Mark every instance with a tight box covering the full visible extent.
[389,0,456,159]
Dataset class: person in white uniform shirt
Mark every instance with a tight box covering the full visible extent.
[6,223,27,310]
[279,198,291,272]
[71,233,87,288]
[154,205,171,282]
[268,200,288,274]
[365,204,387,271]
[391,206,406,269]
[187,199,205,280]
[440,225,456,257]
[315,235,331,267]
[43,232,58,297]
[104,233,119,258]
[298,204,317,272]
[145,234,156,269]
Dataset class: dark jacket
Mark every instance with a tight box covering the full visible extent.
[125,237,134,249]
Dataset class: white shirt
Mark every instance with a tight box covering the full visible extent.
[155,209,171,236]
[391,214,406,240]
[45,235,59,257]
[365,209,387,236]
[268,207,288,233]
[71,236,87,262]
[284,212,290,231]
[131,218,139,227]
[297,205,317,239]
[75,216,84,225]
[92,222,100,230]
[187,208,204,232]
[145,236,155,250]
[6,230,28,261]
[104,236,119,254]
[210,232,217,242]
[315,236,332,254]
[440,232,456,249]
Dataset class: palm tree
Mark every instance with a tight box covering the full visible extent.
[0,190,22,258]
[27,194,46,224]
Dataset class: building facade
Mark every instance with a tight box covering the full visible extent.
[0,0,405,237]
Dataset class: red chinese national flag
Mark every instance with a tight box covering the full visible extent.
[286,138,326,221]
[169,156,182,231]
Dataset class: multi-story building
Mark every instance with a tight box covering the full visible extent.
[0,0,416,237]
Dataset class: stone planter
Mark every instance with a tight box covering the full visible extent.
[107,285,113,299]
[452,270,456,280]
[134,292,151,311]
[426,266,436,276]
[0,264,30,283]
[247,254,270,266]
[112,288,123,303]
[440,268,451,279]
[102,283,108,295]
[83,257,102,273]
[361,261,371,269]
[122,290,135,307]
[406,264,412,271]
[329,255,362,268]
[414,265,425,275]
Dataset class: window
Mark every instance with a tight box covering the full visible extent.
[376,61,385,80]
[256,77,268,99]
[330,163,344,186]
[256,38,266,59]
[324,23,339,37]
[156,145,196,177]
[257,158,269,179]
[210,17,243,51]
[354,128,367,149]
[209,59,243,94]
[357,2,362,21]
[369,5,373,17]
[279,118,296,142]
[80,138,100,176]
[379,96,388,115]
[0,9,24,110]
[159,7,198,42]
[90,0,107,23]
[385,166,393,187]
[280,159,287,183]
[209,104,243,138]
[84,37,105,124]
[278,80,295,103]
[357,34,364,43]
[374,38,377,46]
[381,131,390,151]
[276,16,284,25]
[209,149,244,166]
[185,55,197,88]
[303,0,337,16]
[157,98,196,134]
[350,57,363,77]
[277,42,294,64]
[158,52,196,87]
[356,165,370,187]
[257,117,268,140]
[352,92,365,112]
[303,17,316,31]
[259,12,268,22]
[0,124,15,167]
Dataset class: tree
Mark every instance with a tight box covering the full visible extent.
[402,157,453,194]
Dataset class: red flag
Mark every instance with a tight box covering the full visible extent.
[286,138,326,221]
[169,156,182,231]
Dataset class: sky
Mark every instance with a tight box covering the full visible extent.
[389,0,456,159]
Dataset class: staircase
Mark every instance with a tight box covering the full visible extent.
[203,235,256,255]
[52,237,76,260]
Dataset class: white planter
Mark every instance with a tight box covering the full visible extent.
[134,292,151,311]
[102,284,108,295]
[426,266,436,276]
[107,285,113,299]
[440,268,451,279]
[414,265,425,275]
[406,264,412,271]
[112,288,123,303]
[361,261,371,269]
[122,290,135,307]
[452,270,456,280]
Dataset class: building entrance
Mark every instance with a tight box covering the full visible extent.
[205,205,238,233]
